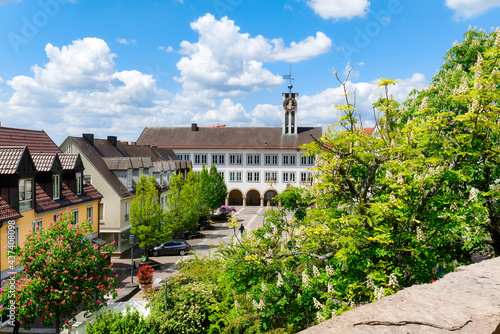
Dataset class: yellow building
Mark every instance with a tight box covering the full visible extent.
[0,127,102,279]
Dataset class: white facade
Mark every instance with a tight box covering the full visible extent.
[176,148,315,206]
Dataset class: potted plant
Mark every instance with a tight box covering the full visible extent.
[137,264,154,290]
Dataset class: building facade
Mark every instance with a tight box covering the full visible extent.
[59,134,191,255]
[137,89,322,206]
[0,127,102,279]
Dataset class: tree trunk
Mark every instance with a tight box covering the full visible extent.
[55,316,60,334]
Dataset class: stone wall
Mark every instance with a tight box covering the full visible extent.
[299,257,500,334]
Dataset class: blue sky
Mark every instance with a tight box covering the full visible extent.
[0,0,499,144]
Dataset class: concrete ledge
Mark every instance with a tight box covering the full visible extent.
[299,257,500,334]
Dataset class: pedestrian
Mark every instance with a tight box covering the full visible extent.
[239,224,245,236]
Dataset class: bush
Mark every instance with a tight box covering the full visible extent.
[86,307,157,334]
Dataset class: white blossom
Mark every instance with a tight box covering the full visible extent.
[474,53,484,91]
[312,265,320,277]
[234,300,240,309]
[469,187,480,202]
[325,265,335,277]
[302,272,311,289]
[261,281,268,293]
[388,273,399,290]
[419,96,429,111]
[277,273,284,287]
[252,297,265,310]
[397,174,404,185]
[374,286,386,300]
[417,226,426,242]
[328,281,335,294]
[495,30,500,49]
[313,297,323,310]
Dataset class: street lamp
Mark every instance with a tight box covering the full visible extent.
[129,234,135,284]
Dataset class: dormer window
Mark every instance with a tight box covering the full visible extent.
[126,170,132,188]
[76,172,82,195]
[53,174,60,200]
[19,178,33,211]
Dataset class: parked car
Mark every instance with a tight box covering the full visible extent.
[148,240,191,257]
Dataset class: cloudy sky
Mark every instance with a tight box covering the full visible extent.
[0,0,499,144]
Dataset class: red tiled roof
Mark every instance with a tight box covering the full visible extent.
[58,153,80,170]
[0,195,21,222]
[31,153,58,172]
[35,179,102,213]
[363,128,375,135]
[136,126,322,149]
[0,127,61,153]
[0,146,26,174]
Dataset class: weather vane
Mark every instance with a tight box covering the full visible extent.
[282,65,294,93]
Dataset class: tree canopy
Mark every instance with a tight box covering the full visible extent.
[0,210,118,334]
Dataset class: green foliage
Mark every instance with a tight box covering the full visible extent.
[0,210,118,334]
[86,307,156,334]
[130,174,171,250]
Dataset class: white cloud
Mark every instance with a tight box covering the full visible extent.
[446,0,500,19]
[298,73,426,126]
[175,14,331,98]
[116,37,137,44]
[307,0,370,20]
[158,46,174,53]
[2,38,162,143]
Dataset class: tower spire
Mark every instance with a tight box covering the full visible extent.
[282,65,294,93]
[281,66,298,135]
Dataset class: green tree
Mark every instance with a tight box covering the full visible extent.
[0,210,118,334]
[165,170,203,238]
[130,174,171,256]
[199,164,228,215]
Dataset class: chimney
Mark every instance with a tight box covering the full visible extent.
[131,142,137,146]
[191,123,199,131]
[107,136,117,147]
[122,141,128,145]
[83,133,94,146]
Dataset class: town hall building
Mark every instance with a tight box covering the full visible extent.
[136,86,322,207]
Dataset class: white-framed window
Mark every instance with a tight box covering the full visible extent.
[301,155,315,166]
[65,144,73,153]
[212,154,225,165]
[160,173,164,185]
[194,154,207,165]
[247,172,260,183]
[264,154,279,165]
[265,172,278,183]
[87,205,94,223]
[283,172,296,183]
[84,174,92,185]
[229,154,243,165]
[53,174,60,200]
[99,203,104,222]
[124,201,130,221]
[219,171,225,180]
[53,213,61,222]
[229,172,242,182]
[160,194,167,208]
[301,172,313,184]
[247,154,261,165]
[139,168,144,176]
[282,154,296,166]
[178,154,190,161]
[126,170,132,188]
[72,209,79,225]
[32,219,43,232]
[144,168,149,176]
[76,172,82,195]
[18,178,33,211]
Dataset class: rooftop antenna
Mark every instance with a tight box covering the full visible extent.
[282,64,294,93]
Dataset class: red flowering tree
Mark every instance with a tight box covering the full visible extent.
[0,210,118,334]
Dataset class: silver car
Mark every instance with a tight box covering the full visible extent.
[148,240,191,256]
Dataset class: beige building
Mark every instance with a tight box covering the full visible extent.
[60,134,191,255]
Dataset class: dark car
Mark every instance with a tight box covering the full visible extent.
[148,240,191,257]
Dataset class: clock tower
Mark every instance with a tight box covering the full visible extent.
[282,84,298,135]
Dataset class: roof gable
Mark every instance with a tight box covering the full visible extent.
[31,153,63,172]
[0,146,36,174]
[59,153,84,170]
